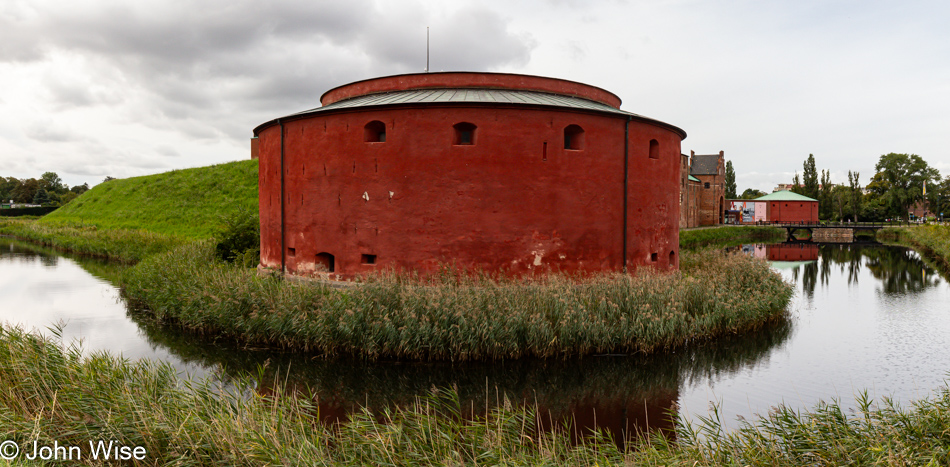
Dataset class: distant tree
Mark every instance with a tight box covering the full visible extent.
[12,178,38,203]
[936,176,950,220]
[848,171,861,222]
[724,161,737,199]
[740,188,766,199]
[874,153,940,221]
[790,173,803,194]
[819,169,833,219]
[59,191,79,205]
[0,177,20,201]
[32,188,50,205]
[40,172,67,194]
[802,154,819,200]
[102,176,116,183]
[70,183,90,195]
[831,184,851,221]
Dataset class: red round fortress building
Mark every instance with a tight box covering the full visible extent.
[253,72,687,279]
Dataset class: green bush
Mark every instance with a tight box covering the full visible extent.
[214,208,260,268]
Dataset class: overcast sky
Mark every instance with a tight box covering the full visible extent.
[2,0,948,192]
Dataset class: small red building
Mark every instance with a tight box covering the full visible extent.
[758,190,819,223]
[253,72,687,279]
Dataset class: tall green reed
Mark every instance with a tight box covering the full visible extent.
[122,242,793,361]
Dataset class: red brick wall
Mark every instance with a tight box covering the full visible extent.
[257,77,684,279]
[767,200,819,223]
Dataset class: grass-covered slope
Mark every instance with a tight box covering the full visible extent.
[42,160,257,239]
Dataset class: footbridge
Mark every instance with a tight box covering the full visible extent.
[760,221,905,242]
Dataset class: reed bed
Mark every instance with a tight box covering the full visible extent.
[3,325,950,466]
[0,218,184,263]
[122,241,792,360]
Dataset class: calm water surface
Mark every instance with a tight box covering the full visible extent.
[2,236,949,442]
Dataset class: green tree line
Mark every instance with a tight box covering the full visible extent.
[0,172,91,207]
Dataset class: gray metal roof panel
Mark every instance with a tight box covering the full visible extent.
[255,88,687,138]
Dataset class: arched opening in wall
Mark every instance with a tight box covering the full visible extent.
[315,252,335,273]
[453,122,476,145]
[649,139,659,159]
[364,121,386,142]
[564,125,585,150]
[669,250,675,267]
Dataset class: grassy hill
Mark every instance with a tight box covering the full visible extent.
[42,160,258,239]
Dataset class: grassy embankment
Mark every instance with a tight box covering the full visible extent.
[879,224,950,273]
[3,325,950,466]
[0,160,257,262]
[679,225,784,249]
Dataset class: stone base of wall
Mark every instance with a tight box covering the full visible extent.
[813,228,854,242]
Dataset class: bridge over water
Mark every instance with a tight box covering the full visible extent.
[758,221,908,242]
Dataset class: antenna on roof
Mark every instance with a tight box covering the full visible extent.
[425,26,429,73]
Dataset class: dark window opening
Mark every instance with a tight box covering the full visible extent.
[364,121,386,142]
[669,250,675,265]
[361,254,377,265]
[287,247,296,257]
[704,182,710,189]
[649,139,659,159]
[651,252,658,262]
[453,122,476,145]
[315,252,335,273]
[564,125,585,150]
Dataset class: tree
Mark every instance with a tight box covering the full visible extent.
[740,188,766,199]
[0,177,20,201]
[40,172,67,194]
[11,178,38,203]
[873,153,940,220]
[802,154,819,200]
[724,161,737,199]
[819,169,832,220]
[102,176,116,183]
[848,171,861,222]
[790,173,803,194]
[32,188,50,205]
[70,183,90,195]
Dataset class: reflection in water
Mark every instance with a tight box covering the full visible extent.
[128,309,791,447]
[737,241,942,298]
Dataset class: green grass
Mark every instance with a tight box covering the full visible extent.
[41,160,258,240]
[3,324,950,466]
[0,217,185,263]
[121,241,793,360]
[679,225,784,249]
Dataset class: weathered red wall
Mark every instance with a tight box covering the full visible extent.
[767,201,819,223]
[257,76,684,279]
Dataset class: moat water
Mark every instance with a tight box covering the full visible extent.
[2,236,949,444]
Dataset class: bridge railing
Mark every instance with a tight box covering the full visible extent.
[752,220,910,228]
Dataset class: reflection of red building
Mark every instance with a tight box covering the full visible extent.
[767,243,819,262]
[254,72,687,279]
[758,190,819,223]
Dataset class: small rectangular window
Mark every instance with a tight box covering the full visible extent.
[704,182,710,189]
[651,252,658,262]
[288,247,296,257]
[361,254,377,265]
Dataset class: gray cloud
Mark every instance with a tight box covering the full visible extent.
[1,0,535,146]
[24,120,87,143]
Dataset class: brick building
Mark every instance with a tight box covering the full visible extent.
[253,72,687,279]
[680,150,725,227]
